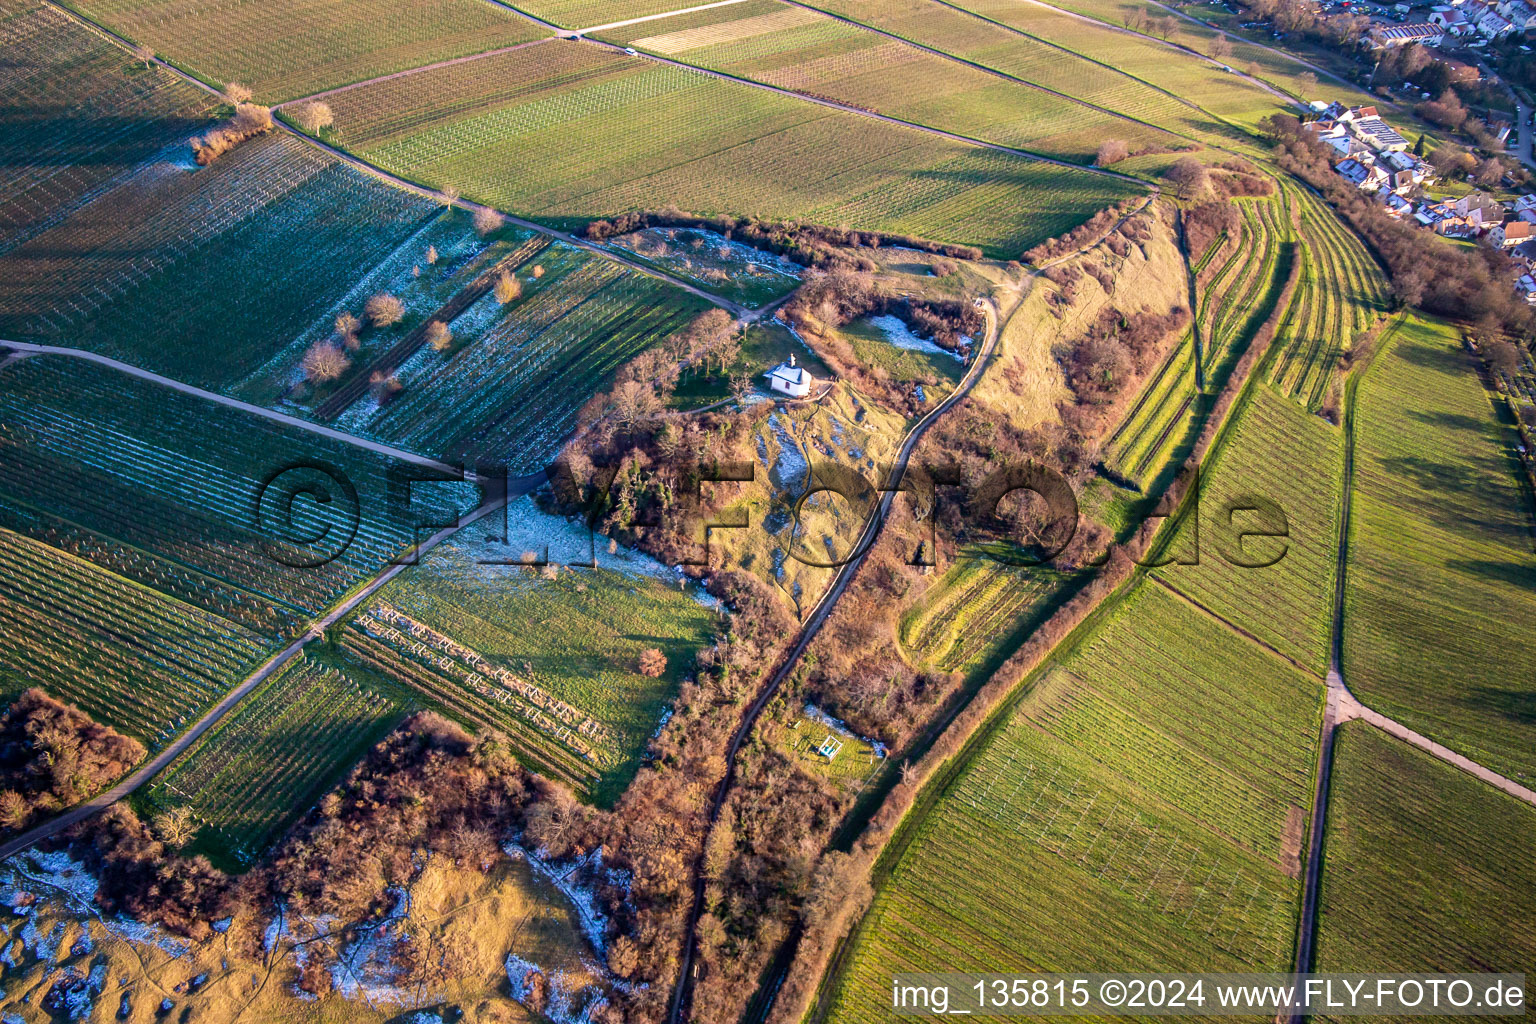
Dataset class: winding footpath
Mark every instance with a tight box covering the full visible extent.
[667,298,1004,1024]
[0,340,469,477]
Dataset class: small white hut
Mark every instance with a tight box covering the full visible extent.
[764,353,812,398]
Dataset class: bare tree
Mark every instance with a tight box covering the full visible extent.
[1095,139,1130,167]
[1166,155,1210,200]
[425,244,438,265]
[439,184,460,207]
[365,292,404,327]
[473,206,504,236]
[302,341,351,382]
[223,82,252,105]
[131,43,154,69]
[1209,34,1232,60]
[729,373,755,405]
[288,100,334,134]
[531,264,545,278]
[425,320,452,352]
[152,806,198,847]
[493,271,522,304]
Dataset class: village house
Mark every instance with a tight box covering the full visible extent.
[1373,22,1446,44]
[1490,220,1535,246]
[1429,6,1474,33]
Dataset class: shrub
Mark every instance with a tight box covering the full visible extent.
[0,689,144,834]
[1095,139,1130,166]
[931,259,958,277]
[426,320,452,352]
[637,648,668,677]
[190,103,273,165]
[531,264,545,278]
[473,206,505,235]
[288,100,334,134]
[494,271,522,304]
[365,292,404,327]
[426,244,438,265]
[301,341,350,382]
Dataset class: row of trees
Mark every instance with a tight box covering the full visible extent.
[0,689,144,834]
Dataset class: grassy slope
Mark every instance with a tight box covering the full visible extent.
[1315,723,1536,1000]
[823,582,1321,1022]
[1344,315,1536,780]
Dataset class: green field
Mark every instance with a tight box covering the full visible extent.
[1267,186,1388,409]
[823,582,1322,1021]
[143,653,406,865]
[324,41,1144,257]
[340,507,719,804]
[596,0,1181,165]
[1315,723,1536,1002]
[0,132,438,392]
[0,528,269,748]
[1344,315,1536,780]
[1155,383,1343,673]
[63,0,546,101]
[0,356,478,636]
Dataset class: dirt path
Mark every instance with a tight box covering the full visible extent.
[0,485,540,862]
[0,339,470,477]
[668,299,1004,1024]
[1286,335,1536,1011]
[574,0,753,35]
[773,0,1197,148]
[580,34,1152,186]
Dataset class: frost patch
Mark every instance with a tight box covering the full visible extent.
[867,315,963,361]
[506,954,609,1024]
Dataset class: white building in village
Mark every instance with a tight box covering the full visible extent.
[765,353,813,398]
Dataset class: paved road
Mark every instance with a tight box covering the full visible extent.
[1513,98,1535,173]
[0,487,540,862]
[0,340,470,478]
[668,300,1004,1024]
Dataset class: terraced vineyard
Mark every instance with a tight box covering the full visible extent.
[0,133,438,391]
[325,41,1144,257]
[346,243,710,467]
[1155,383,1343,673]
[1344,315,1536,780]
[66,0,546,100]
[0,0,216,258]
[0,528,269,748]
[1104,193,1291,489]
[0,357,479,636]
[1315,723,1536,1009]
[1267,187,1388,409]
[899,558,1065,676]
[596,0,1180,164]
[823,582,1322,1022]
[143,655,405,864]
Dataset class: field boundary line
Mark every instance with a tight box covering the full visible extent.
[1147,575,1324,681]
[0,341,468,477]
[273,38,556,108]
[573,0,753,35]
[578,38,1151,187]
[759,0,1194,150]
[0,492,521,862]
